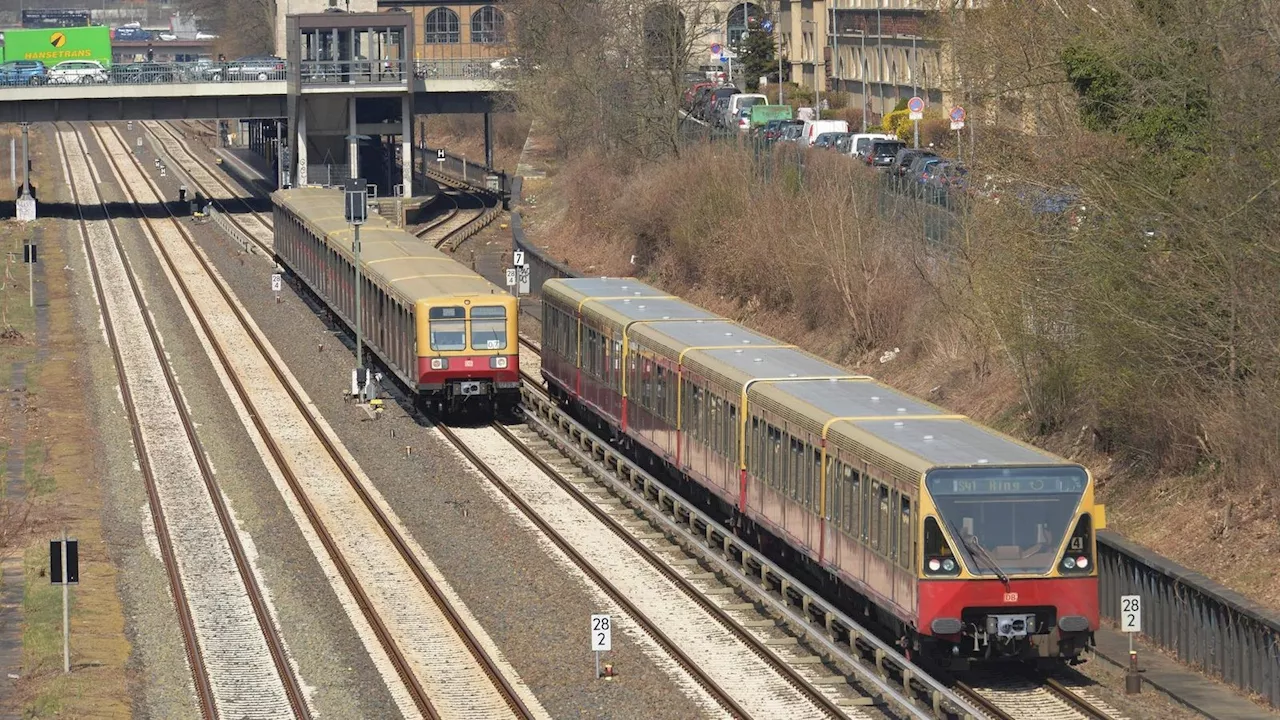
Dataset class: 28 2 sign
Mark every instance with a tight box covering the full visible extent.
[1120,595,1142,633]
[591,614,612,652]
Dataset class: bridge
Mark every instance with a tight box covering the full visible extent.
[0,10,514,200]
[0,58,507,123]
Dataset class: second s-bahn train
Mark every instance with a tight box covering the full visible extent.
[273,188,520,415]
[540,276,1106,664]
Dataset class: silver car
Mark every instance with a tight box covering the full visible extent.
[48,60,108,85]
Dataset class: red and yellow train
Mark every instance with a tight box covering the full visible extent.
[273,188,520,415]
[540,277,1106,664]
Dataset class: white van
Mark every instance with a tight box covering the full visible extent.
[848,133,897,158]
[724,93,768,126]
[802,119,850,146]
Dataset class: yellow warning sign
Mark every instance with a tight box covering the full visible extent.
[50,32,66,48]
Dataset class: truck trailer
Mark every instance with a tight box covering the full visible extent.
[0,26,112,66]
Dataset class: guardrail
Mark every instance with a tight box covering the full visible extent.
[504,154,1280,708]
[417,143,512,203]
[1098,530,1280,707]
[412,58,504,81]
[299,59,407,86]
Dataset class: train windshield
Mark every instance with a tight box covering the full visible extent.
[925,466,1086,575]
[470,306,507,351]
[429,306,466,351]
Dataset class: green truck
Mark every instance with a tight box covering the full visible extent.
[749,104,794,128]
[0,26,112,66]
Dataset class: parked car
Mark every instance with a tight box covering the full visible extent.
[0,60,47,86]
[701,86,740,123]
[848,132,896,158]
[726,93,767,122]
[684,80,715,109]
[111,62,178,84]
[779,123,806,143]
[889,148,937,178]
[865,139,906,168]
[734,107,753,133]
[761,119,802,144]
[800,119,850,146]
[47,60,108,85]
[223,55,285,81]
[711,97,732,127]
[813,131,850,150]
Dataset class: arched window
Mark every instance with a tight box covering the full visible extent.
[470,6,506,44]
[424,8,460,44]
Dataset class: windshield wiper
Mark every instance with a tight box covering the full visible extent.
[948,521,1010,588]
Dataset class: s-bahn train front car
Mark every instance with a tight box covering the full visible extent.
[916,464,1103,665]
[415,296,521,416]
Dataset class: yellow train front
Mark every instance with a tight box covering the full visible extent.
[272,187,519,417]
[414,295,520,415]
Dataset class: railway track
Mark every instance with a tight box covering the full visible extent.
[512,335,1134,720]
[954,674,1127,720]
[85,119,546,720]
[57,123,308,719]
[414,188,500,249]
[140,120,275,255]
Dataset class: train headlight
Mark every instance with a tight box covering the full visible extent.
[430,358,447,370]
[942,558,956,572]
[491,356,508,369]
[928,558,941,572]
[1062,557,1076,570]
[1075,556,1089,570]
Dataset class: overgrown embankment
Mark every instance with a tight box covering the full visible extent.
[519,139,1280,609]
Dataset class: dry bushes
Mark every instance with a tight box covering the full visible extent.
[551,143,931,362]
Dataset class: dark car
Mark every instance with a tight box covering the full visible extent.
[889,148,937,179]
[0,60,47,86]
[813,131,850,150]
[698,86,739,122]
[866,139,907,168]
[111,62,178,84]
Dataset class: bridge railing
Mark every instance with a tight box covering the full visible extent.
[299,59,408,86]
[412,58,504,81]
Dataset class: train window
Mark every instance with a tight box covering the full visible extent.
[811,447,822,511]
[428,307,466,350]
[845,465,859,534]
[709,394,721,454]
[869,481,882,551]
[829,461,841,524]
[470,306,507,350]
[727,404,737,462]
[899,495,913,569]
[889,490,900,561]
[878,485,891,557]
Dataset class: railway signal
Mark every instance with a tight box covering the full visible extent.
[50,531,79,674]
[344,174,371,403]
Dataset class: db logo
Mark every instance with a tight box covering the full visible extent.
[1003,592,1019,603]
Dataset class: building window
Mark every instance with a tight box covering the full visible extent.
[424,7,460,44]
[470,6,505,44]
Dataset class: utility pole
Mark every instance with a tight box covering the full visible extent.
[860,20,868,131]
[876,3,883,118]
[344,171,369,403]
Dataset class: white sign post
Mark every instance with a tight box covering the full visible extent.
[591,614,612,679]
[271,273,282,302]
[1121,595,1142,694]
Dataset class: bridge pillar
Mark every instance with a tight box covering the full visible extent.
[401,95,411,199]
[296,104,308,186]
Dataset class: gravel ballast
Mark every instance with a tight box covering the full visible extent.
[120,124,714,718]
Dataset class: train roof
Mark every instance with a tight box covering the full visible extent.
[273,188,505,304]
[543,277,671,308]
[828,417,1064,471]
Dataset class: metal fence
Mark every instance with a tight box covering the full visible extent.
[303,164,353,188]
[1098,531,1280,707]
[299,59,407,86]
[412,58,504,81]
[418,143,512,200]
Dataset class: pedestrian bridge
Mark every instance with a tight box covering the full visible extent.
[0,59,509,122]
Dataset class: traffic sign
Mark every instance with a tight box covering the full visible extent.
[436,148,446,162]
[761,19,773,32]
[591,614,612,652]
[908,96,924,121]
[950,120,965,131]
[344,178,368,225]
[505,268,517,287]
[1120,595,1142,633]
[513,250,525,267]
[950,105,966,122]
[271,273,282,293]
[710,43,721,55]
[720,54,727,63]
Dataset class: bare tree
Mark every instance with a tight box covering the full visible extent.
[177,0,276,57]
